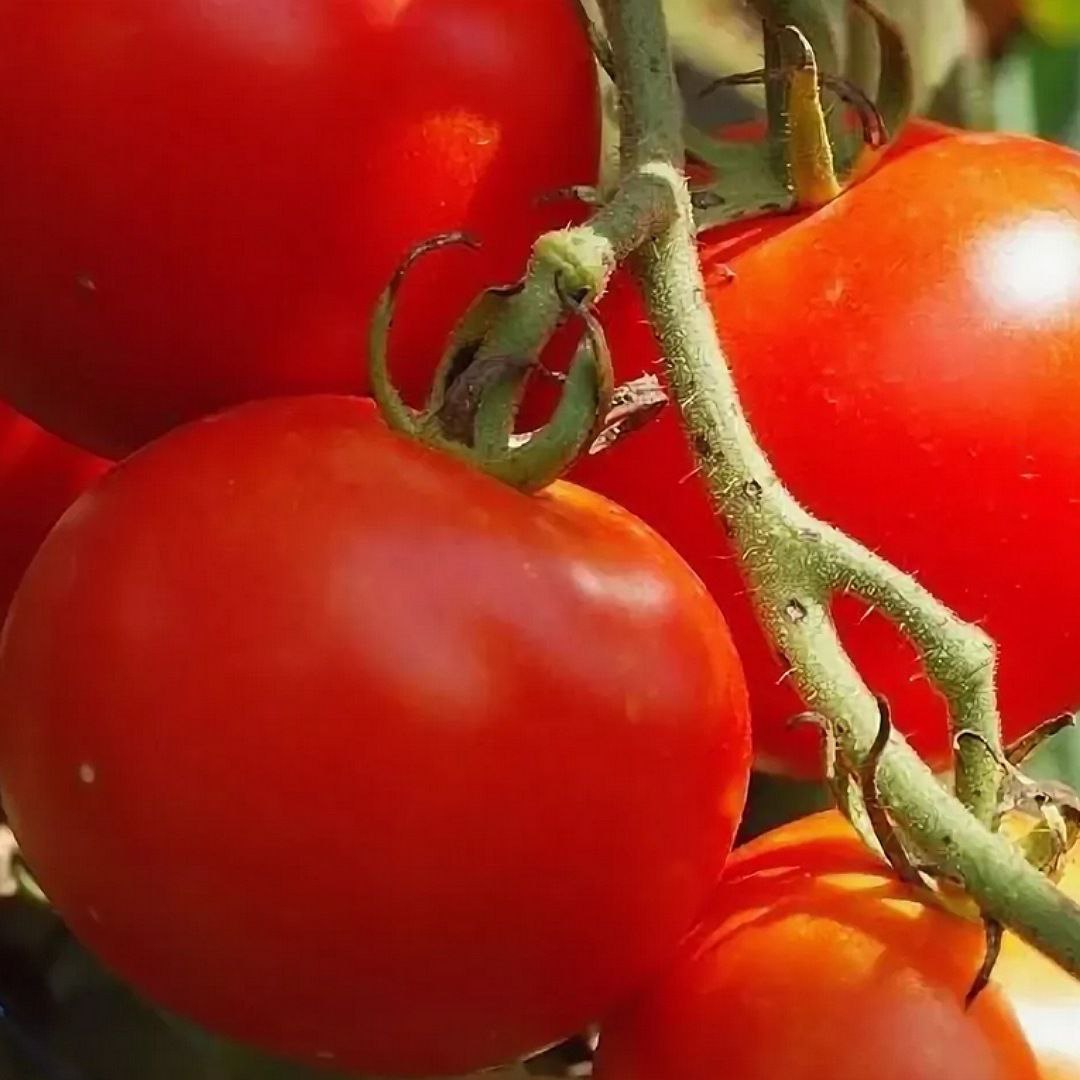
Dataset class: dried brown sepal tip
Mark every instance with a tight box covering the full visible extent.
[965,917,1004,1009]
[1007,712,1077,767]
[589,375,668,455]
[572,0,615,81]
[536,185,606,209]
[955,728,1080,880]
[789,700,925,888]
[856,696,928,888]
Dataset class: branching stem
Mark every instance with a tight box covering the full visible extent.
[597,0,1080,978]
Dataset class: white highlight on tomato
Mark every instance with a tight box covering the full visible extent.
[974,214,1080,321]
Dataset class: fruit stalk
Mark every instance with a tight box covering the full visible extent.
[597,0,1080,977]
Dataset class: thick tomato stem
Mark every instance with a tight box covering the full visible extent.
[588,0,1080,983]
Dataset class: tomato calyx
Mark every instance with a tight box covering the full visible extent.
[369,233,616,492]
[686,0,913,227]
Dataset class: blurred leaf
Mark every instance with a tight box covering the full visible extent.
[993,30,1080,145]
[873,0,971,112]
[926,52,996,128]
[664,0,762,85]
[1024,720,1080,786]
[664,0,971,120]
[1024,0,1080,44]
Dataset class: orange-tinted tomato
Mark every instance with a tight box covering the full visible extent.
[596,811,1080,1080]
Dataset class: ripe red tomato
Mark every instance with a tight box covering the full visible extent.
[0,396,750,1076]
[0,0,599,457]
[0,403,107,617]
[595,811,1080,1080]
[579,132,1080,776]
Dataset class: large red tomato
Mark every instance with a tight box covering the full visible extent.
[595,811,1080,1080]
[0,403,107,617]
[579,132,1080,776]
[0,0,599,457]
[0,396,750,1076]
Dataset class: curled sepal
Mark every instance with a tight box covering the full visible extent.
[573,0,615,81]
[690,0,910,217]
[367,231,479,441]
[690,30,883,218]
[423,279,525,424]
[788,710,882,857]
[1006,712,1077,768]
[368,237,614,492]
[780,25,842,208]
[854,697,930,889]
[488,282,616,491]
[965,917,1005,1009]
[753,0,910,189]
[793,699,931,890]
[837,0,914,183]
[589,374,668,456]
[955,729,1080,877]
[747,0,841,76]
[694,65,886,180]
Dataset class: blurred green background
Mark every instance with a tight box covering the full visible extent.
[5,1,1080,1076]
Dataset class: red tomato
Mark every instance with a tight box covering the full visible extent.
[0,0,599,457]
[0,396,750,1076]
[579,132,1080,776]
[595,811,1080,1080]
[0,403,107,617]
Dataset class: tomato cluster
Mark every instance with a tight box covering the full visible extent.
[0,1,1079,1078]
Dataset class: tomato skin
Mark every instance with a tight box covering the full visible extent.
[0,402,107,617]
[0,396,750,1076]
[580,132,1080,776]
[0,0,599,457]
[595,811,1080,1080]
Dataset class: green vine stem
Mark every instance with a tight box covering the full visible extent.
[596,0,1080,976]
[535,0,1001,831]
[364,0,1080,977]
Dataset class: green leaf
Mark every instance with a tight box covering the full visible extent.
[993,31,1080,146]
[1025,0,1080,44]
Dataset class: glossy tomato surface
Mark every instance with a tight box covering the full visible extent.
[0,0,598,457]
[580,132,1080,776]
[0,402,107,617]
[595,811,1080,1080]
[0,396,750,1076]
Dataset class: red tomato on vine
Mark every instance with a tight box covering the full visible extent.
[595,811,1080,1080]
[0,396,750,1076]
[0,0,599,457]
[581,131,1080,776]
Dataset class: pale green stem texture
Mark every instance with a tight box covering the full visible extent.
[597,0,1080,977]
